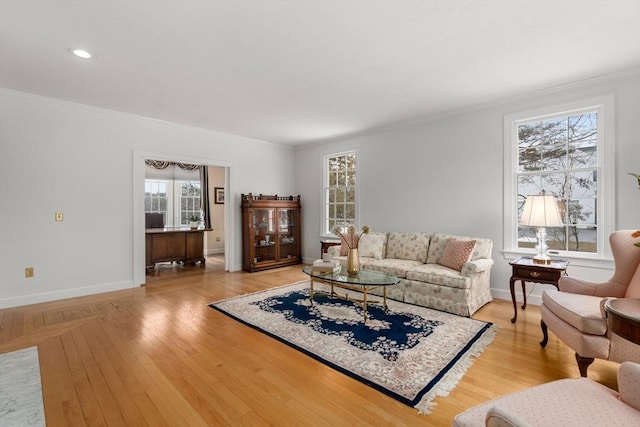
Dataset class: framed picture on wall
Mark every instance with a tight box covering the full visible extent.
[215,187,225,204]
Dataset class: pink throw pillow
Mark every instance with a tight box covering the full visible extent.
[339,233,350,256]
[438,239,476,271]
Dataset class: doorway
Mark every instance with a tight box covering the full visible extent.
[132,150,232,286]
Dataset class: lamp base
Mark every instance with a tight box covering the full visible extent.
[532,254,553,265]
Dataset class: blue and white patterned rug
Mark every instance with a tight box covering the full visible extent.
[210,281,498,414]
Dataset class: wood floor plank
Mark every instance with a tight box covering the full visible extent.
[0,256,619,426]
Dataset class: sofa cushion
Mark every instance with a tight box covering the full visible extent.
[364,258,423,279]
[385,232,431,262]
[358,232,388,260]
[438,239,476,271]
[331,255,377,268]
[541,290,607,335]
[427,233,492,264]
[406,264,471,289]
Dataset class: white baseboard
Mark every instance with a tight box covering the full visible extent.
[0,280,134,309]
[205,248,225,255]
[491,288,542,306]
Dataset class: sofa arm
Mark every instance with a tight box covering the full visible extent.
[327,245,342,258]
[461,258,493,275]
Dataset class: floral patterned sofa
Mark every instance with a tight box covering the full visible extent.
[327,232,494,316]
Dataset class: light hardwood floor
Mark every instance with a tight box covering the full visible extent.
[0,257,619,426]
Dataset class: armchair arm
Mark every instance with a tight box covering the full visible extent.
[618,362,640,412]
[599,297,615,320]
[461,258,494,275]
[485,405,533,427]
[558,276,627,297]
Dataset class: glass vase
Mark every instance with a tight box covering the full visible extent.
[346,248,360,276]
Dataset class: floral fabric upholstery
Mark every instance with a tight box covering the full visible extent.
[327,245,343,258]
[329,255,377,268]
[358,232,388,260]
[385,232,431,262]
[427,233,492,264]
[407,264,471,289]
[364,259,423,279]
[452,362,640,427]
[327,231,493,317]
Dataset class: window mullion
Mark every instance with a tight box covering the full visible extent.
[506,98,612,260]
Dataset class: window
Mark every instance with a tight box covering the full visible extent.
[323,151,357,235]
[144,179,201,227]
[504,96,615,261]
[144,180,169,221]
[179,180,201,224]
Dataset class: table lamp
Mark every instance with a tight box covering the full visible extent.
[520,193,564,264]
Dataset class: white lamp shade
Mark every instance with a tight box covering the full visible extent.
[520,195,564,227]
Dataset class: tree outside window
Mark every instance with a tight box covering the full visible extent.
[179,180,201,224]
[516,111,598,253]
[324,151,357,234]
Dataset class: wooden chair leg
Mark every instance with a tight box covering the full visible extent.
[575,353,594,377]
[540,319,549,347]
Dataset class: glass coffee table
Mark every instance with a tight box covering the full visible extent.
[302,265,400,322]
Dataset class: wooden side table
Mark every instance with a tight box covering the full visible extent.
[605,298,640,345]
[509,257,569,323]
[320,239,341,254]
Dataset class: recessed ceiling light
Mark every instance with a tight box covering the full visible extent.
[68,48,95,59]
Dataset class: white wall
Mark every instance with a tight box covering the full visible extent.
[294,70,640,304]
[0,89,296,308]
[1,71,638,309]
[206,166,226,255]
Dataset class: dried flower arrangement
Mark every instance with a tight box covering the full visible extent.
[332,225,370,249]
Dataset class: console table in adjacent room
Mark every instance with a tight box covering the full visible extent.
[145,227,211,269]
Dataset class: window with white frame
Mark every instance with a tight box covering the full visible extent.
[178,180,201,224]
[144,179,201,227]
[323,151,357,235]
[144,180,169,221]
[504,96,615,260]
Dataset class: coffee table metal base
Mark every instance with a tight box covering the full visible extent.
[309,277,388,323]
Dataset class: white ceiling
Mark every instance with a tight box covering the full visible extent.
[1,1,639,146]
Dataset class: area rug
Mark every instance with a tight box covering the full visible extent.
[0,346,46,426]
[210,281,498,414]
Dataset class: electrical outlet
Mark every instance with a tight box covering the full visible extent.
[25,267,34,278]
[55,211,63,222]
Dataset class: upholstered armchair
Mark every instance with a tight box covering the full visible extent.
[452,361,640,426]
[539,230,640,376]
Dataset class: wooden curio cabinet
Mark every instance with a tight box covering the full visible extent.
[241,193,302,272]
